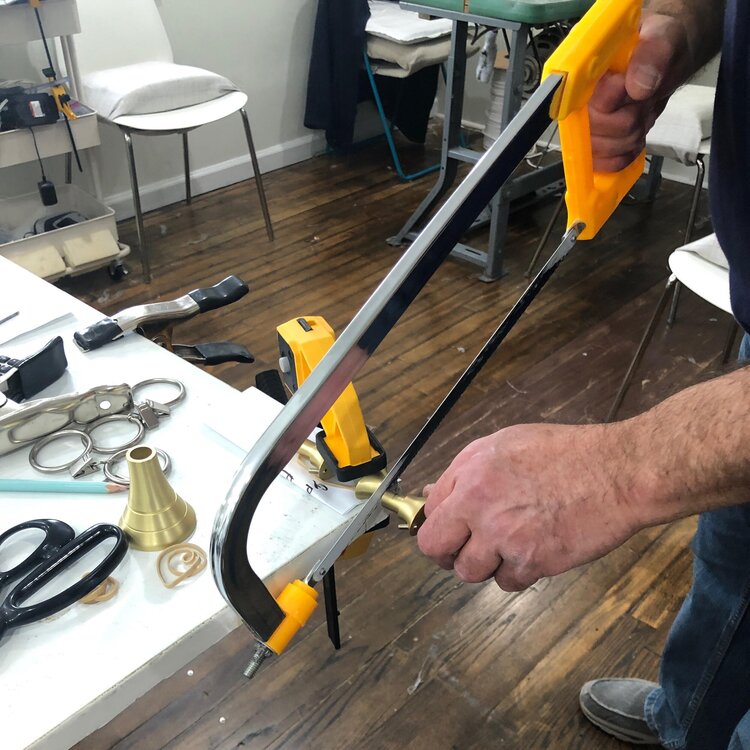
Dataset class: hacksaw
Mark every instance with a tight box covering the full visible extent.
[211,0,646,677]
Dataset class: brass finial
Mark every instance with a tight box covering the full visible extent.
[119,445,196,551]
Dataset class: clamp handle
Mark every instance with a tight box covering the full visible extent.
[543,0,645,239]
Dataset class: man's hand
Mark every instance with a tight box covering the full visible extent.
[417,424,642,591]
[590,13,692,172]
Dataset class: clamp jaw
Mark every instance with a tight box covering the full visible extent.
[0,337,67,403]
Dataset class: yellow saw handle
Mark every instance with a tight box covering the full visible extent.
[543,0,645,239]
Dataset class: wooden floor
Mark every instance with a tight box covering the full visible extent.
[64,133,729,750]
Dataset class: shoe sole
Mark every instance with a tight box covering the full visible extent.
[579,695,661,745]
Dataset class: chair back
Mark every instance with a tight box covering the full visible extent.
[72,0,174,76]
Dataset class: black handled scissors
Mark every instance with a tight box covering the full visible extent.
[0,519,128,643]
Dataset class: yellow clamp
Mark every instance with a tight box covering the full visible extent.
[50,84,77,120]
[543,0,644,239]
[277,316,378,471]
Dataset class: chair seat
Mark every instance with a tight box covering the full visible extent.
[82,60,239,123]
[111,91,249,133]
[669,234,731,314]
[646,84,715,165]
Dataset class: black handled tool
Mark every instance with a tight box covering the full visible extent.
[0,519,128,645]
[0,336,67,402]
[171,342,254,366]
[73,276,249,352]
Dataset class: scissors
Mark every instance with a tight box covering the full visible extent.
[0,519,128,644]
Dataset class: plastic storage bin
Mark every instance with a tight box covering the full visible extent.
[0,184,127,281]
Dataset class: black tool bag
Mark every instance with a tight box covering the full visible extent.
[0,88,58,131]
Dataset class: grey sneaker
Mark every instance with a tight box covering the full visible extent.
[579,678,662,745]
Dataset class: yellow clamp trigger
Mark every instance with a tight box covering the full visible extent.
[265,579,319,655]
[542,0,645,239]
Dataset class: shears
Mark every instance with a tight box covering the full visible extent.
[0,519,128,644]
[211,0,647,676]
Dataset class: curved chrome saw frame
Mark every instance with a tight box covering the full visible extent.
[210,77,564,643]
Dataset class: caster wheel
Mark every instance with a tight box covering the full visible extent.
[108,261,129,281]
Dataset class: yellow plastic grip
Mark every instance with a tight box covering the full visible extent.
[542,0,645,239]
[266,579,319,655]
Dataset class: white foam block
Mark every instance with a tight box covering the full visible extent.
[61,228,120,268]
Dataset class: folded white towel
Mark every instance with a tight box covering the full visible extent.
[366,0,452,44]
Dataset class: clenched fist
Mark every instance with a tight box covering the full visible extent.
[590,13,691,172]
[417,423,643,591]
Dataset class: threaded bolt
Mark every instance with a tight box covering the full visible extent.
[243,642,273,680]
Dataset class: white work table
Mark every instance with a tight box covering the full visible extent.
[0,258,356,750]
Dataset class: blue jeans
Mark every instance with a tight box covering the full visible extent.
[646,333,750,749]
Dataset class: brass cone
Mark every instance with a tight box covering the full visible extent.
[119,445,196,551]
[355,475,426,536]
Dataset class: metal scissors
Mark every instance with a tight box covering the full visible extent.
[0,519,128,644]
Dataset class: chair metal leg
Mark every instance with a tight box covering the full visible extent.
[183,131,192,205]
[666,281,683,327]
[239,108,274,242]
[607,275,677,422]
[720,319,740,365]
[683,155,705,246]
[122,129,151,284]
[667,155,706,326]
[525,192,565,278]
[363,50,440,182]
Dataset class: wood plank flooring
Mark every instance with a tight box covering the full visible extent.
[62,131,728,750]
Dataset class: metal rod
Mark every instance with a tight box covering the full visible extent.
[668,156,705,326]
[122,129,151,284]
[607,275,677,422]
[526,192,565,277]
[183,132,191,205]
[240,108,274,242]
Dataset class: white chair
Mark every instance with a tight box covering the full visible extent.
[607,233,739,420]
[66,0,273,283]
[644,83,714,323]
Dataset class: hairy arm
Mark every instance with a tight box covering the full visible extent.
[417,367,750,591]
[622,367,750,525]
[645,0,725,74]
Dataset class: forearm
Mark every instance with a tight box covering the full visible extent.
[645,0,724,78]
[614,366,750,527]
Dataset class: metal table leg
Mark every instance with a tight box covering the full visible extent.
[387,20,468,246]
[480,23,529,281]
[389,19,551,284]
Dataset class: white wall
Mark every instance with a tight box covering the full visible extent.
[0,0,325,216]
